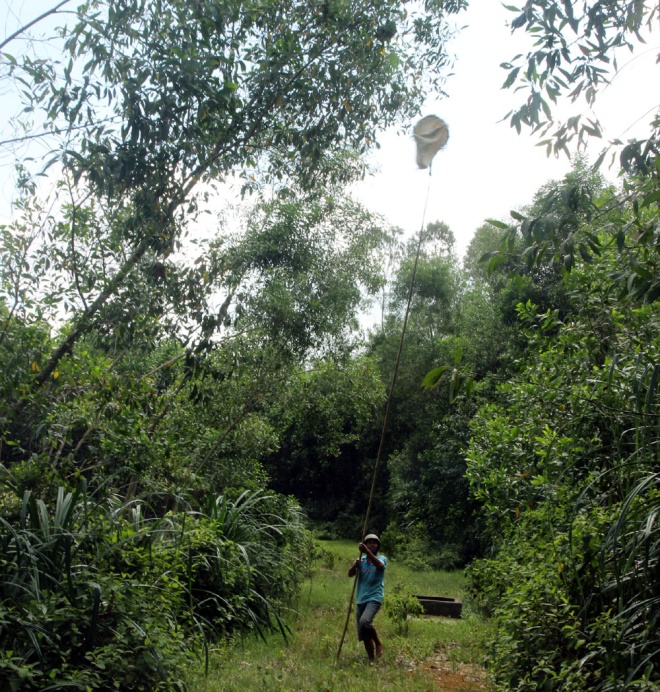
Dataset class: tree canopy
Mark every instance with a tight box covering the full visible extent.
[501,0,658,165]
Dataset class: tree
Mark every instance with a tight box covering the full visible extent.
[463,222,504,283]
[464,150,660,688]
[364,221,486,566]
[226,192,391,357]
[0,0,475,511]
[481,153,660,304]
[0,188,394,497]
[1,0,465,388]
[263,357,386,530]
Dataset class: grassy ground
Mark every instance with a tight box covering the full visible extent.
[184,540,493,691]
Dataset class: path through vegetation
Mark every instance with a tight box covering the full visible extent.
[185,540,493,691]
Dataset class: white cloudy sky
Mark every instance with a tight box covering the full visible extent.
[352,2,658,328]
[353,0,659,257]
[1,0,658,259]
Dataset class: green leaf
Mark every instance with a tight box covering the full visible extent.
[488,254,505,275]
[616,230,626,252]
[630,255,653,279]
[584,232,601,256]
[641,190,660,208]
[511,13,527,29]
[449,368,460,403]
[578,243,592,263]
[502,66,521,89]
[422,365,450,390]
[486,219,510,230]
[478,250,498,264]
[521,244,538,267]
[645,281,660,303]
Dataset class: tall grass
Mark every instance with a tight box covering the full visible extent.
[0,481,309,690]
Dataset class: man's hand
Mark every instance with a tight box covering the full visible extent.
[358,542,384,570]
[348,557,361,577]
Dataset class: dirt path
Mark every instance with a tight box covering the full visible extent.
[423,655,490,690]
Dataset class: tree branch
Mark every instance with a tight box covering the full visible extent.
[147,373,190,437]
[0,0,72,51]
[0,230,38,348]
[66,177,89,312]
[34,235,150,386]
[196,396,261,471]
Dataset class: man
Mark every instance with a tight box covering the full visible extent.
[348,533,387,662]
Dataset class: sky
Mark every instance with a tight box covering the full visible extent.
[1,0,658,260]
[352,0,660,258]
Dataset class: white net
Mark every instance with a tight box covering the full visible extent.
[413,115,449,169]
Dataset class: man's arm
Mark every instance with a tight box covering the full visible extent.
[348,557,360,577]
[358,542,384,570]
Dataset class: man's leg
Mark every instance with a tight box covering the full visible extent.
[363,637,375,660]
[357,602,382,661]
[372,627,384,658]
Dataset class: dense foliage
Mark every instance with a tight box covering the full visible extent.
[0,482,308,689]
[0,0,465,687]
[1,0,659,689]
[464,166,660,688]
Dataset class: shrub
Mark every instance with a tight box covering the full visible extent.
[0,483,310,690]
[0,485,191,690]
[384,582,423,636]
[380,521,461,571]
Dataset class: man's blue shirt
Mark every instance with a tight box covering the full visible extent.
[355,554,387,604]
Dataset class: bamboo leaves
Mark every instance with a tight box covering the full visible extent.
[500,0,657,164]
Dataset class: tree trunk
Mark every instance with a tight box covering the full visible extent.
[35,237,150,386]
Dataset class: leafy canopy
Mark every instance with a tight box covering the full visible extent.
[501,0,658,163]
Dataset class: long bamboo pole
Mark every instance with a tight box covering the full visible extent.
[336,169,434,660]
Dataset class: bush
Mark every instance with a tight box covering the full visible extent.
[0,484,310,690]
[467,491,660,688]
[0,486,191,690]
[310,542,336,571]
[383,582,423,636]
[380,521,461,571]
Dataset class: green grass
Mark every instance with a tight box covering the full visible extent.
[184,540,493,691]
